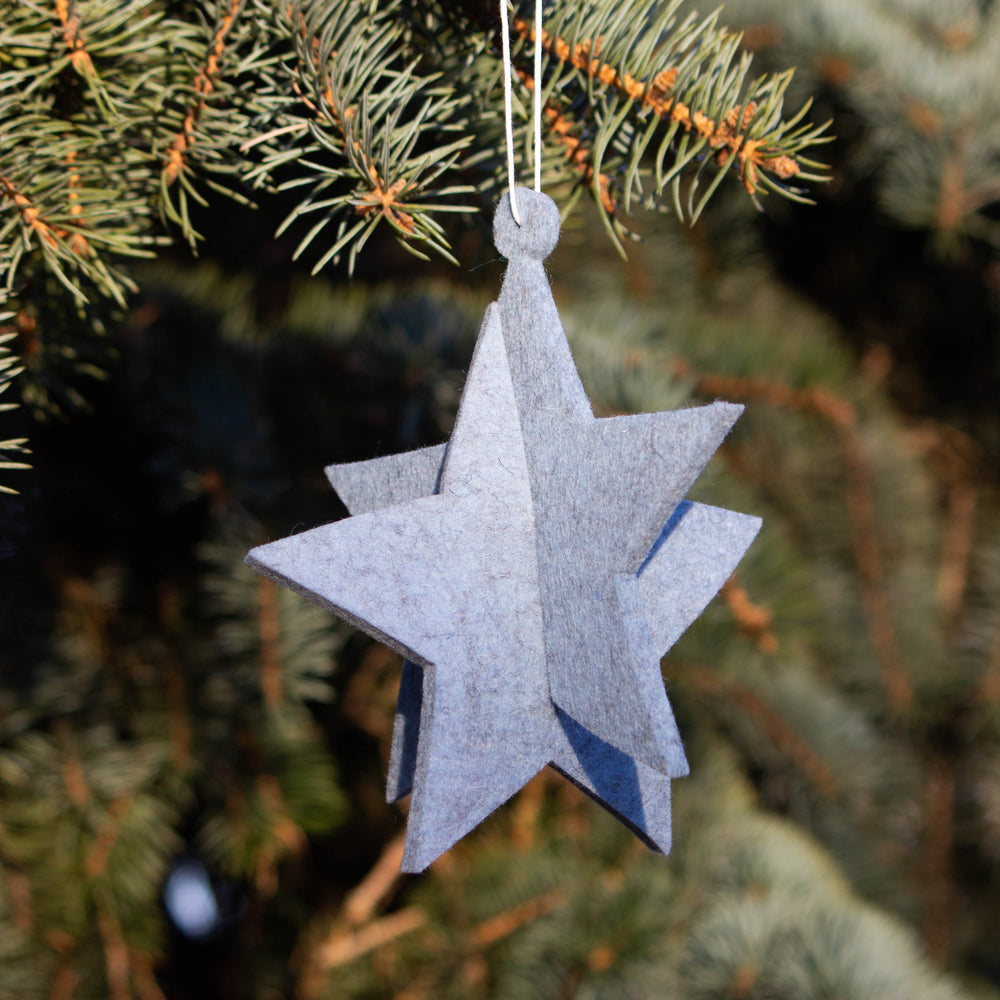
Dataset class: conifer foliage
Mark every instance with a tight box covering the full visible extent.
[0,0,826,409]
[2,3,999,1000]
[716,0,1000,248]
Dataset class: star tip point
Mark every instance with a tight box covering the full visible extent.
[399,845,435,875]
[245,545,278,577]
[706,399,745,434]
[716,399,745,417]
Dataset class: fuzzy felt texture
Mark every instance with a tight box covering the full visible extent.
[247,188,761,872]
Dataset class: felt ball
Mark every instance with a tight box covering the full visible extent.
[494,187,560,261]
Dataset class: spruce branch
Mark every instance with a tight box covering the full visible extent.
[154,0,271,246]
[0,0,830,307]
[0,120,148,306]
[506,0,830,243]
[0,329,29,494]
[242,0,829,267]
[195,532,346,891]
[245,0,478,272]
[0,1,190,302]
[160,0,242,189]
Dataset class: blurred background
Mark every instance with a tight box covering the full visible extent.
[2,1,1000,998]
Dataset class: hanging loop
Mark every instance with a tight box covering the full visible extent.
[500,0,544,226]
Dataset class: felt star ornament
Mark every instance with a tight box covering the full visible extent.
[247,189,761,872]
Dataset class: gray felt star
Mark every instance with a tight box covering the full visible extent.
[247,189,761,872]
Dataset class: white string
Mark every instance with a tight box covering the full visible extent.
[499,0,522,224]
[533,0,542,193]
[500,0,544,223]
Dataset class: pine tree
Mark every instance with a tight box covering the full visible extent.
[2,3,999,1000]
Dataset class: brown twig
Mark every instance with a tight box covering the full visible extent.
[254,774,306,896]
[295,833,408,998]
[511,770,548,850]
[922,754,954,962]
[356,171,416,233]
[813,52,855,87]
[981,623,1000,705]
[342,833,407,926]
[340,641,401,748]
[0,176,91,258]
[910,423,982,625]
[517,71,616,212]
[96,909,131,1000]
[50,958,79,1000]
[729,961,760,997]
[55,0,94,75]
[54,719,90,810]
[5,866,35,934]
[720,578,778,653]
[472,889,567,947]
[838,432,913,712]
[8,309,39,363]
[294,793,571,992]
[130,951,169,1000]
[905,101,943,137]
[66,151,82,224]
[557,776,590,841]
[163,0,241,183]
[738,23,785,50]
[85,795,133,879]
[298,908,426,997]
[683,367,857,428]
[938,478,977,624]
[936,154,966,235]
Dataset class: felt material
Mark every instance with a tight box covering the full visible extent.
[330,442,453,801]
[251,308,556,872]
[551,705,673,853]
[357,483,760,817]
[327,443,447,516]
[493,188,742,775]
[247,187,761,871]
[329,462,761,677]
[389,660,675,855]
[342,452,679,850]
[639,500,763,654]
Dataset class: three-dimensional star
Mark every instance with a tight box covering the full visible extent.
[247,189,761,872]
